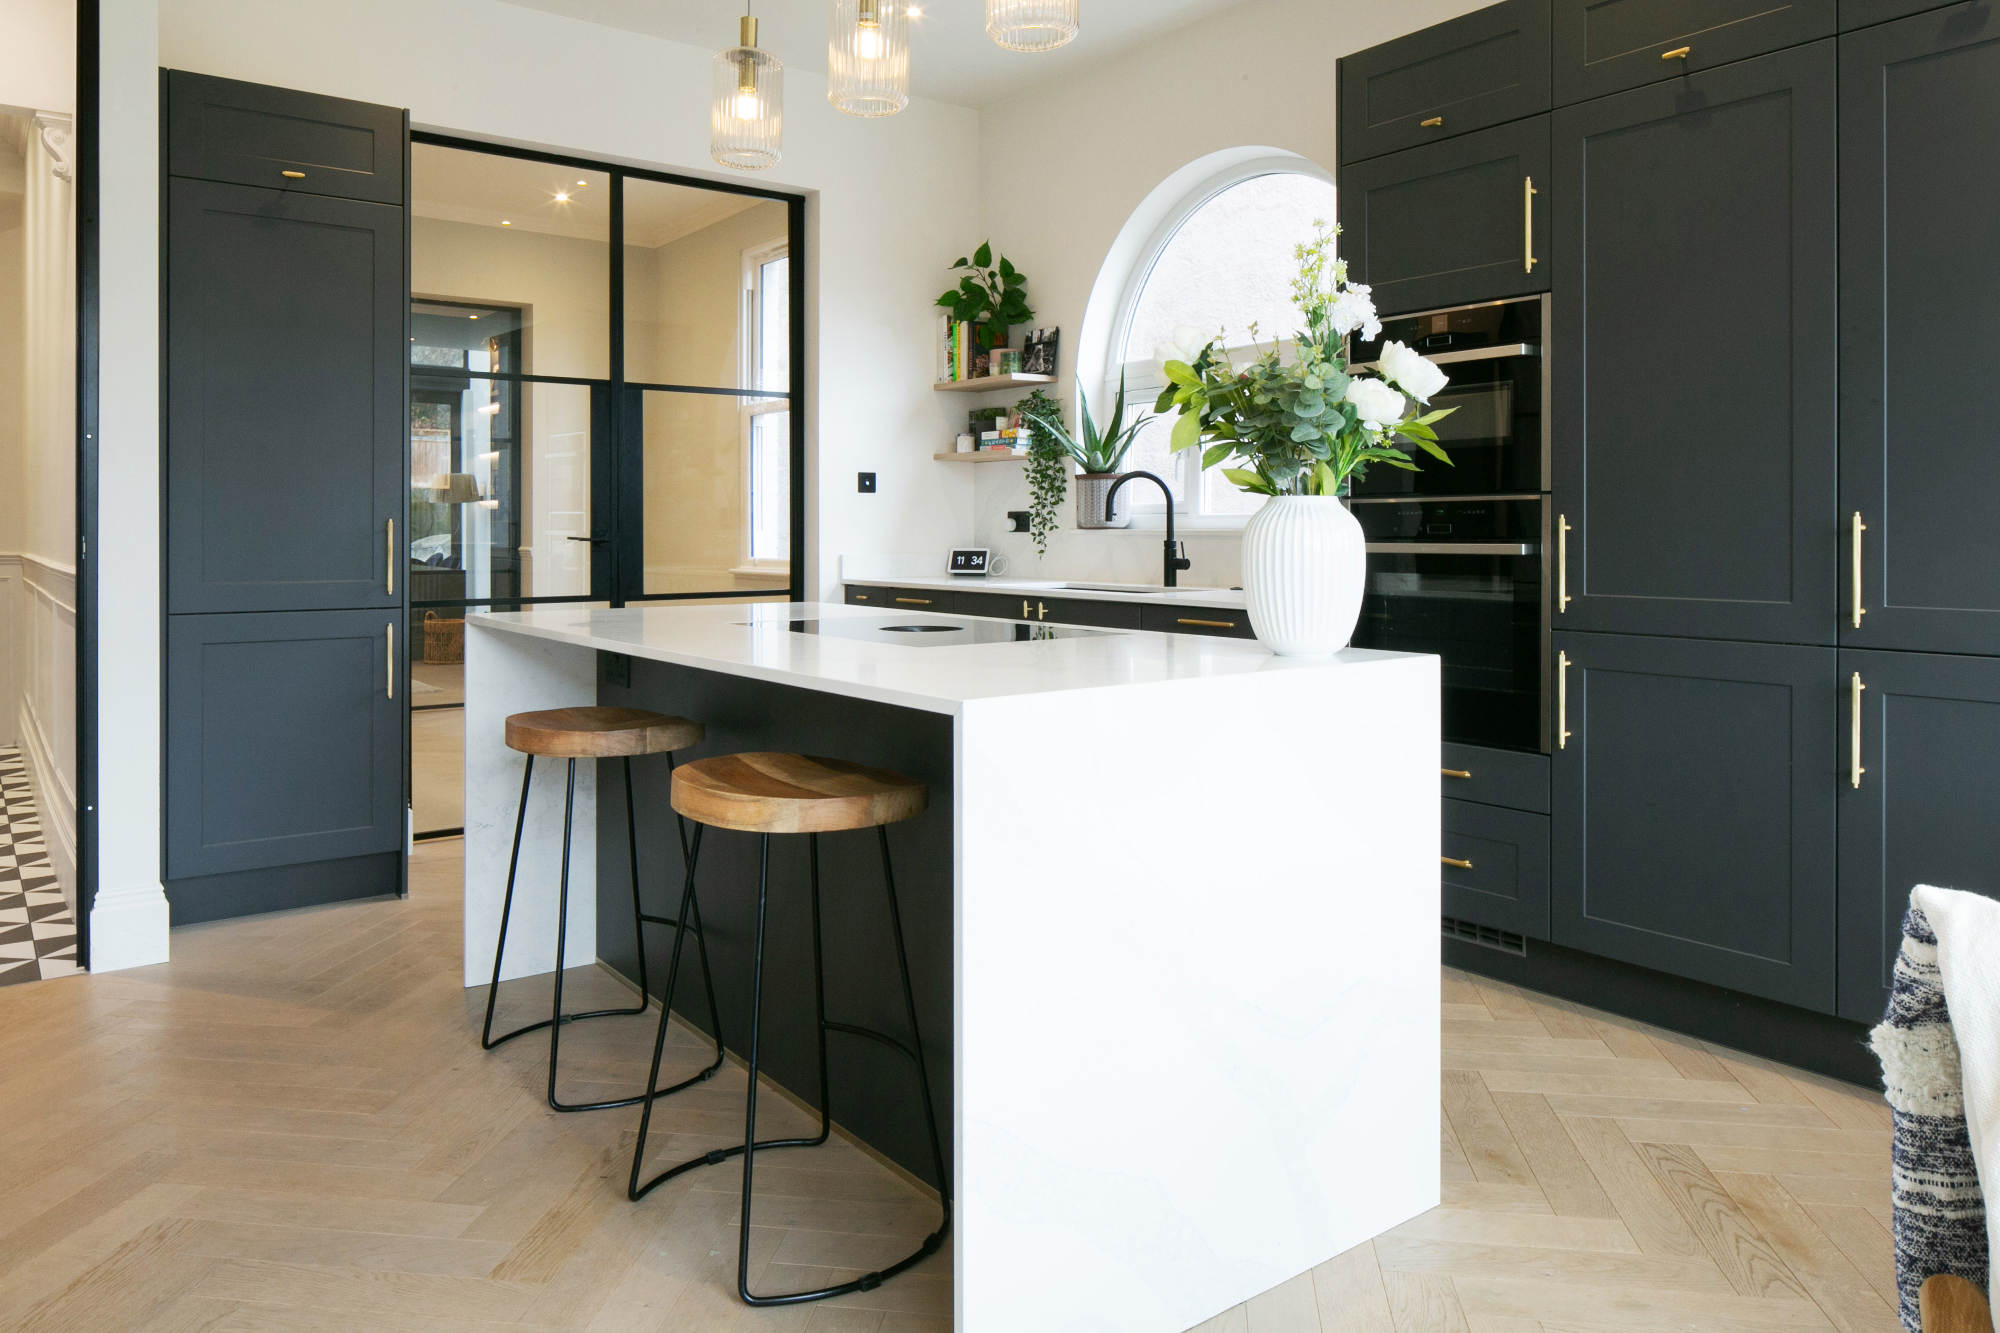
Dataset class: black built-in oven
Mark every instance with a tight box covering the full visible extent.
[1346,295,1551,753]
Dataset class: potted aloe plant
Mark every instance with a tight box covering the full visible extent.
[1020,372,1152,530]
[1155,222,1454,655]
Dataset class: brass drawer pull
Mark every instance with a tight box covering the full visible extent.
[1851,672,1866,790]
[1037,601,1049,621]
[281,169,306,179]
[894,596,933,606]
[1661,45,1691,60]
[1441,768,1473,780]
[1022,599,1033,618]
[1441,856,1474,870]
[853,592,870,601]
[1177,618,1237,629]
[1851,511,1867,629]
[1420,116,1445,128]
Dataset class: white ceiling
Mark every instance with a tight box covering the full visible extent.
[489,0,1250,107]
[412,142,776,247]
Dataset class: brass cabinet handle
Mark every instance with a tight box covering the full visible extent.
[1851,511,1867,629]
[1441,767,1473,780]
[1557,650,1572,750]
[1037,601,1049,621]
[1851,671,1866,789]
[1523,176,1539,274]
[385,519,395,596]
[853,592,869,601]
[386,624,395,701]
[1557,514,1572,613]
[1661,45,1692,60]
[1420,116,1445,128]
[1022,599,1033,618]
[894,596,933,606]
[281,169,306,179]
[1177,617,1237,629]
[1441,856,1475,870]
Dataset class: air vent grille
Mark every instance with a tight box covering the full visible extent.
[1441,915,1527,956]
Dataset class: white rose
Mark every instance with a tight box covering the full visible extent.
[1154,324,1210,370]
[1344,377,1406,430]
[1375,340,1448,403]
[1326,283,1381,342]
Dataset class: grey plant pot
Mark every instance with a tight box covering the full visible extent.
[1075,473,1132,530]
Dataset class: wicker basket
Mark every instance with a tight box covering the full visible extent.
[423,610,465,665]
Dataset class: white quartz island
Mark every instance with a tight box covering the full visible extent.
[464,601,1440,1332]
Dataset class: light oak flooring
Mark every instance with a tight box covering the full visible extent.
[0,841,1894,1331]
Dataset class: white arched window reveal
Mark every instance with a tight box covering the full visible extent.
[1107,163,1338,524]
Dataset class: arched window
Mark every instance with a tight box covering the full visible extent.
[1106,162,1337,522]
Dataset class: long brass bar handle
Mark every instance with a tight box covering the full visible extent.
[1557,650,1572,750]
[1441,856,1475,870]
[386,624,395,702]
[1022,599,1033,618]
[1177,617,1238,629]
[1557,514,1572,613]
[1851,672,1866,789]
[1442,767,1473,780]
[1851,511,1867,629]
[1037,602,1049,621]
[1523,176,1539,274]
[281,169,306,179]
[894,596,934,606]
[386,519,395,597]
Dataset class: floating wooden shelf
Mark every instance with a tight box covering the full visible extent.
[934,450,1028,463]
[932,373,1055,393]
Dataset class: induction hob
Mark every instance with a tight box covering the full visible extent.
[740,616,1111,646]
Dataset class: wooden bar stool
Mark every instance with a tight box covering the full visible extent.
[627,752,950,1308]
[484,706,727,1115]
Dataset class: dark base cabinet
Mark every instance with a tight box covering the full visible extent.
[1551,632,1837,1011]
[1836,649,2000,1021]
[165,610,404,887]
[1442,799,1551,940]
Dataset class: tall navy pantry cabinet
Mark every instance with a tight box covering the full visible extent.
[161,72,410,924]
[1337,0,2000,1051]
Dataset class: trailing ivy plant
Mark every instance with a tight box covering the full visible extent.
[937,242,1034,350]
[1017,387,1067,557]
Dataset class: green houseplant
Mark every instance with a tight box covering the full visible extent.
[1153,221,1455,654]
[1016,387,1067,556]
[937,242,1034,351]
[1019,371,1151,530]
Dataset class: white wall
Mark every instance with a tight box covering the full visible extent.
[92,0,983,966]
[0,0,76,116]
[967,0,1491,585]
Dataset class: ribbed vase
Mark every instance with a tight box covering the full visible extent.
[1240,495,1365,656]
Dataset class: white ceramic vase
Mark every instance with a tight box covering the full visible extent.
[1240,495,1366,657]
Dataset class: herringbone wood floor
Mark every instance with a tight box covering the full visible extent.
[0,842,1894,1331]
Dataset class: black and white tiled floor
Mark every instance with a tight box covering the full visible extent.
[0,748,78,986]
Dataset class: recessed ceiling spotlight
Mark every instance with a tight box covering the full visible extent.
[500,219,512,226]
[575,179,587,186]
[469,314,480,320]
[908,3,923,13]
[554,191,569,203]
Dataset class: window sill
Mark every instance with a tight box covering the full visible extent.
[1113,513,1251,535]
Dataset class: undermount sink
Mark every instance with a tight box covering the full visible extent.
[1057,581,1178,595]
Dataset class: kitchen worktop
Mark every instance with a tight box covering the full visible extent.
[470,600,1407,716]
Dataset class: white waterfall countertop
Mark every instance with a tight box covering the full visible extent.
[468,600,1411,716]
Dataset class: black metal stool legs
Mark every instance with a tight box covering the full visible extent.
[483,752,726,1114]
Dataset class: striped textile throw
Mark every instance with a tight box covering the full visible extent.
[1871,904,1990,1333]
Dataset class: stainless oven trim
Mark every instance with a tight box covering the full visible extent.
[1349,342,1539,372]
[1348,492,1543,506]
[1364,541,1537,556]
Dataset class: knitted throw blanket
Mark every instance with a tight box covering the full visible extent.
[1871,904,1989,1333]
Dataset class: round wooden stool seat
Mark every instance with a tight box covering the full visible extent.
[670,752,928,835]
[504,707,703,760]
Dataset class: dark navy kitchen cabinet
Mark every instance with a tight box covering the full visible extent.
[1553,0,1836,102]
[165,178,405,614]
[1840,0,1964,29]
[1551,44,1837,645]
[1838,5,2000,658]
[1551,632,1838,1011]
[1836,649,2000,1022]
[1442,799,1551,940]
[1337,117,1550,316]
[167,70,407,205]
[165,610,404,885]
[1338,0,1552,163]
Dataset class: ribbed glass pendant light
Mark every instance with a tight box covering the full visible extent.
[985,0,1079,52]
[712,8,783,170]
[828,0,910,118]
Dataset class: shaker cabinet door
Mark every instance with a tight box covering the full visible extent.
[1836,649,2000,1022]
[165,609,405,881]
[1839,6,2000,656]
[1551,45,1837,645]
[1550,632,1838,1011]
[1553,0,1835,102]
[167,70,407,204]
[1338,0,1552,163]
[166,179,407,614]
[1337,117,1551,316]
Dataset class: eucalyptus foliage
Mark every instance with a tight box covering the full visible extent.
[1016,387,1067,557]
[1154,223,1455,497]
[936,241,1034,350]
